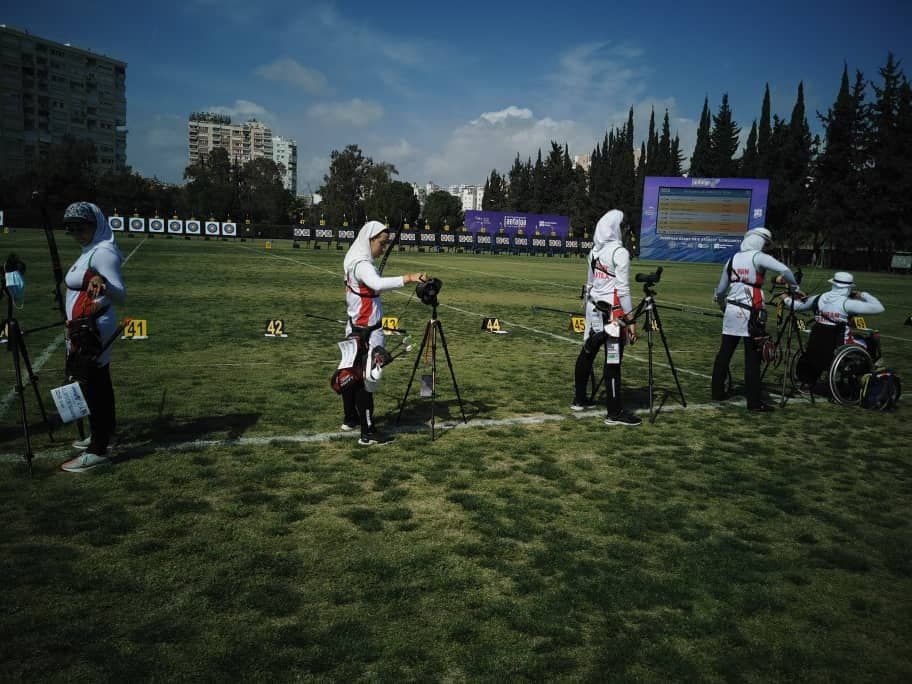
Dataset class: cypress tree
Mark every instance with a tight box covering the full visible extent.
[658,109,672,174]
[670,135,685,176]
[708,93,741,177]
[690,97,712,176]
[758,84,772,177]
[646,107,658,176]
[740,120,759,177]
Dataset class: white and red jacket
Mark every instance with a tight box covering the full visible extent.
[715,231,795,337]
[64,203,125,366]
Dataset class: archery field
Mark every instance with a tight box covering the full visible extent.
[2,230,911,681]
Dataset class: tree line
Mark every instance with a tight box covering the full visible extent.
[0,144,301,228]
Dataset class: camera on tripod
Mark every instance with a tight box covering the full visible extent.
[416,277,442,307]
[635,266,663,294]
[3,253,27,305]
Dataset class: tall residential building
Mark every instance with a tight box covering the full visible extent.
[0,24,127,176]
[272,135,297,194]
[187,114,273,166]
[448,183,484,212]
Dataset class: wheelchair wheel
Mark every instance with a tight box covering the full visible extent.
[829,344,873,405]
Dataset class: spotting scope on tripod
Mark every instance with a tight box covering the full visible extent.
[630,267,687,422]
[396,277,468,440]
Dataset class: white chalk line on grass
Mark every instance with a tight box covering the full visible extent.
[1,238,148,418]
[0,396,814,464]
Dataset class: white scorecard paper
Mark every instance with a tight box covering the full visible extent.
[337,339,359,369]
[50,382,91,423]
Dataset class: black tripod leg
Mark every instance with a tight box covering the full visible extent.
[14,324,55,440]
[8,323,36,473]
[651,306,687,409]
[430,322,437,439]
[435,320,467,424]
[397,320,432,425]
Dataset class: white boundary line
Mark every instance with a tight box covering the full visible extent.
[1,238,147,417]
[0,397,815,464]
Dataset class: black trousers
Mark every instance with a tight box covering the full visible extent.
[574,332,625,416]
[85,363,116,454]
[341,383,375,437]
[711,335,762,408]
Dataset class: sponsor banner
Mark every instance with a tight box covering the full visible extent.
[336,228,356,243]
[204,221,220,236]
[465,210,570,239]
[128,217,145,233]
[639,176,769,263]
[167,219,183,234]
[148,218,165,233]
[293,226,312,239]
[185,220,201,235]
[315,227,334,242]
[109,216,124,232]
[222,222,237,237]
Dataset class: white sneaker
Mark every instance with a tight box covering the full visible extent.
[340,422,358,432]
[72,435,92,449]
[61,452,111,473]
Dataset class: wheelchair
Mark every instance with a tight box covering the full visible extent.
[789,321,881,405]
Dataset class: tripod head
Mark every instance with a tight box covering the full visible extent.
[635,266,663,297]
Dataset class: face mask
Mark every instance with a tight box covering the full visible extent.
[4,270,25,306]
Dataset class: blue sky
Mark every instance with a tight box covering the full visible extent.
[5,0,910,192]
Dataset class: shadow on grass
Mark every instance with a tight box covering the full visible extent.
[112,411,261,462]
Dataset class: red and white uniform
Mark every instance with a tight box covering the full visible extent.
[715,231,795,337]
[584,209,632,336]
[64,204,125,366]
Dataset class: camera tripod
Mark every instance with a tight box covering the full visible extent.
[631,283,687,422]
[396,302,467,439]
[2,285,55,474]
[761,293,815,407]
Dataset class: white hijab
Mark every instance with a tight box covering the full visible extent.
[593,209,623,250]
[343,220,387,275]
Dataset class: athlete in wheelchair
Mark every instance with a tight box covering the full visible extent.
[782,272,885,404]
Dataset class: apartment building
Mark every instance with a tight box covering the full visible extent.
[272,135,297,194]
[187,114,273,166]
[0,24,127,175]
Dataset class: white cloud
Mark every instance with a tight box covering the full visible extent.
[378,138,414,161]
[255,58,326,94]
[308,99,383,127]
[423,108,591,185]
[208,99,273,123]
[477,106,534,125]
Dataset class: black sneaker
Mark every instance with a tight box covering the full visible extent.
[358,433,393,446]
[570,400,598,411]
[604,410,642,427]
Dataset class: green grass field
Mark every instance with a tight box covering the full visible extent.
[2,230,911,681]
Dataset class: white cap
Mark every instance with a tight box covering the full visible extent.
[828,271,854,288]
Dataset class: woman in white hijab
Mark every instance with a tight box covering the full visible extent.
[340,220,425,445]
[571,209,641,426]
[58,201,126,473]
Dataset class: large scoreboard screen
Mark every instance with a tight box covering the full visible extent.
[639,176,769,263]
[657,187,752,236]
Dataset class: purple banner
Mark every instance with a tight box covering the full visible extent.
[639,176,769,263]
[465,210,570,239]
